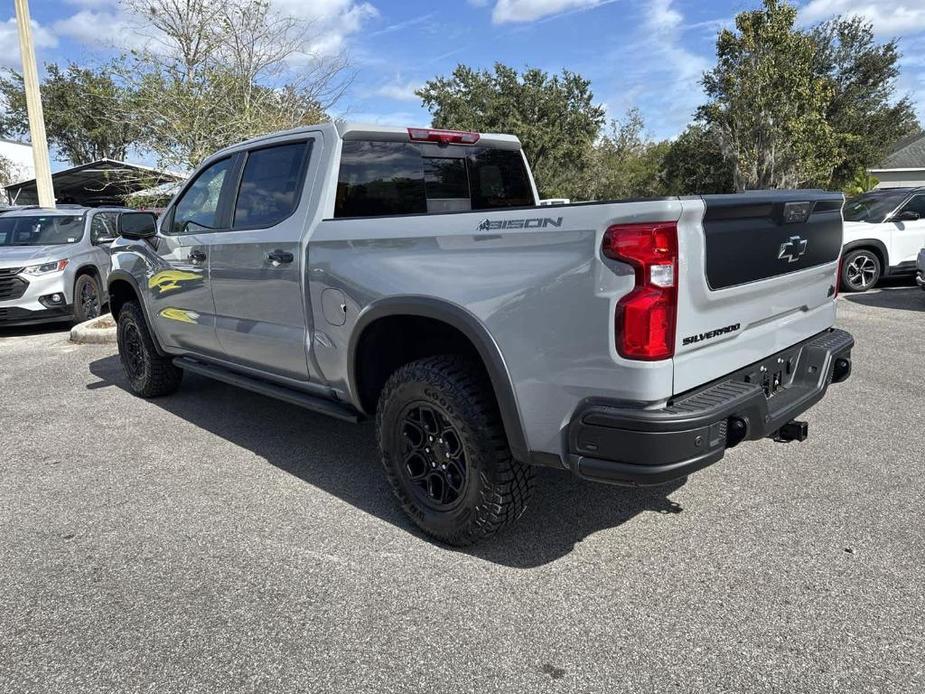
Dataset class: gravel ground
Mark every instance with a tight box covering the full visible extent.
[1,287,923,693]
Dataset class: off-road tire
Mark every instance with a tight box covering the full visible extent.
[116,300,183,397]
[840,248,881,293]
[376,355,534,545]
[73,273,102,323]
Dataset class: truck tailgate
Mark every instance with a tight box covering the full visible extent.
[673,191,843,394]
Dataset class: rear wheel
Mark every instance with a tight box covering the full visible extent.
[73,274,102,323]
[116,301,183,397]
[376,355,534,546]
[841,248,881,292]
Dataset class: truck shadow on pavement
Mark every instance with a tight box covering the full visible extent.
[843,286,924,312]
[88,354,686,569]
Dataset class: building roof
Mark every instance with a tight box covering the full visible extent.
[873,132,925,171]
[4,158,184,207]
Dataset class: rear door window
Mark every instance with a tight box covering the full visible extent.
[899,195,925,219]
[334,140,533,218]
[233,141,310,228]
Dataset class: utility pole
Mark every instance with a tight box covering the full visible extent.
[14,0,55,208]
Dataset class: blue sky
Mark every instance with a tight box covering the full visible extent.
[2,0,924,167]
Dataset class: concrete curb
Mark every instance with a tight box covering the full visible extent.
[70,313,117,345]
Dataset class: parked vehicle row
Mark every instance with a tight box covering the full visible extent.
[0,206,131,326]
[106,122,855,545]
[2,183,922,331]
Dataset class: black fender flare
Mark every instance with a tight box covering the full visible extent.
[842,239,889,272]
[347,296,529,462]
[107,269,168,356]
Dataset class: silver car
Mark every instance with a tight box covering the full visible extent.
[0,206,130,326]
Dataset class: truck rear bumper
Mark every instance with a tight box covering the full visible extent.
[566,328,854,486]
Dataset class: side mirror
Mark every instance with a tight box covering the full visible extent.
[119,212,158,239]
[894,210,921,222]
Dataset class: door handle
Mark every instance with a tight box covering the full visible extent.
[188,249,206,264]
[266,249,294,266]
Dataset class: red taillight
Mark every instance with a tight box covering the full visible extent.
[407,127,480,145]
[603,222,678,361]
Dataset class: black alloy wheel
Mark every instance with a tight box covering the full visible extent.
[399,402,469,509]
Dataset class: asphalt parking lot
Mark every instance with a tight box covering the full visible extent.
[1,286,923,693]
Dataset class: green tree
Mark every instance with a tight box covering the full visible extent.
[417,63,605,198]
[0,154,14,189]
[118,0,348,170]
[574,109,670,200]
[843,169,879,197]
[0,63,140,164]
[662,124,734,195]
[699,0,838,190]
[811,16,920,188]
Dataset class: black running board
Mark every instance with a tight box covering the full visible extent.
[173,357,362,423]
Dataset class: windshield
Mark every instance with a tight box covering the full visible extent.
[0,215,86,246]
[843,192,908,223]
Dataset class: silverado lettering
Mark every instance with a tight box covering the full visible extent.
[682,323,741,346]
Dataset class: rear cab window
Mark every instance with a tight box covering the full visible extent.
[334,140,534,218]
[233,141,311,228]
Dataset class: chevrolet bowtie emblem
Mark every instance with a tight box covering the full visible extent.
[778,235,808,263]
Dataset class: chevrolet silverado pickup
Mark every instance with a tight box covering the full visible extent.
[107,123,854,545]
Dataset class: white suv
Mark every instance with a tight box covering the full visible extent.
[0,206,130,326]
[841,187,925,292]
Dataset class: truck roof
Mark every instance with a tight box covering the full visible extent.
[212,122,523,158]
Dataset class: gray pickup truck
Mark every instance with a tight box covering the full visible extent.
[107,123,854,545]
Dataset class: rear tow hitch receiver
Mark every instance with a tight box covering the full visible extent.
[773,420,809,443]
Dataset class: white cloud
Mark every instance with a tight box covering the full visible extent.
[800,0,925,35]
[0,17,58,69]
[271,0,378,55]
[373,78,423,102]
[53,7,143,50]
[53,0,379,57]
[601,0,711,138]
[488,0,607,24]
[647,0,682,30]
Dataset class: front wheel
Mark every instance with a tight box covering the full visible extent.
[73,274,102,323]
[376,355,534,546]
[116,301,183,397]
[841,249,881,292]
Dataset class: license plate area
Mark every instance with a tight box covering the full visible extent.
[735,347,802,399]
